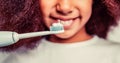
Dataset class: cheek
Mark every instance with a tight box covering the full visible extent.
[39,1,50,18]
[39,0,56,17]
[76,0,93,17]
[40,5,49,17]
[39,0,53,27]
[82,7,92,21]
[79,4,92,22]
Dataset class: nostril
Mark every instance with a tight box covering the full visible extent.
[56,9,73,15]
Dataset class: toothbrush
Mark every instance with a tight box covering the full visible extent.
[0,22,64,47]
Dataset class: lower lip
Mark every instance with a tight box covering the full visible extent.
[62,21,73,29]
[62,18,78,29]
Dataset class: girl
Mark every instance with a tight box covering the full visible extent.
[0,0,120,63]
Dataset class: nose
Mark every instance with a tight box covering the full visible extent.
[56,0,73,15]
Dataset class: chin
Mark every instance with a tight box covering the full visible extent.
[54,32,75,39]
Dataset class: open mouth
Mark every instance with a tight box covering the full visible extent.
[49,15,80,29]
[59,19,73,27]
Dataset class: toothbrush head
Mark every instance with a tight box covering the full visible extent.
[50,22,64,33]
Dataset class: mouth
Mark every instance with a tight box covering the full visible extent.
[49,15,80,29]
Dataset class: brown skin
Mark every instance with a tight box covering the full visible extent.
[49,28,92,43]
[39,0,93,43]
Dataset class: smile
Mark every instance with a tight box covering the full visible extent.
[59,19,73,26]
[49,15,80,29]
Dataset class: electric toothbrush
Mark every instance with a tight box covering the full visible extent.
[0,21,64,47]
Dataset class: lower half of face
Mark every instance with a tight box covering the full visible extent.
[40,0,93,39]
[43,14,92,39]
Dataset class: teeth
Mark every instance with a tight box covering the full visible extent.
[52,20,63,26]
[59,20,73,26]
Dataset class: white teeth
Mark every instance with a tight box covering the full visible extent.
[59,20,73,26]
[52,20,63,26]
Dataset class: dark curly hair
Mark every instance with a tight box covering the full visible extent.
[0,0,120,51]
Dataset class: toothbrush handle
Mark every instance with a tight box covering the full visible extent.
[19,31,57,39]
[0,31,19,47]
[0,31,63,47]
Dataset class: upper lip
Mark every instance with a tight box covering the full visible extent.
[49,15,79,21]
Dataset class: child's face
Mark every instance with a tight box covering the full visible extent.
[39,0,93,39]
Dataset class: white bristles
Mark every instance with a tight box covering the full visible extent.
[50,20,64,31]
